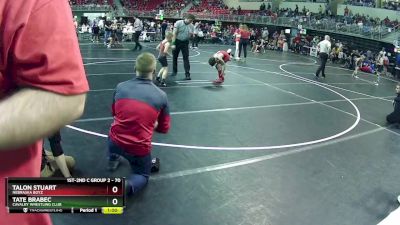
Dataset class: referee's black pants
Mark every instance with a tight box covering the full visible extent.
[316,52,328,77]
[133,31,142,50]
[172,39,190,78]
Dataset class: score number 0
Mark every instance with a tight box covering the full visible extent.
[112,186,119,205]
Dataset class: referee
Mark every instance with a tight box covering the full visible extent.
[315,35,331,79]
[171,14,195,80]
[132,15,143,51]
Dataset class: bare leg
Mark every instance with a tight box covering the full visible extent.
[352,67,359,78]
[162,67,168,80]
[54,154,72,177]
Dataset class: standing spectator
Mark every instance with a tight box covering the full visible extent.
[161,20,168,40]
[338,49,345,64]
[108,53,170,195]
[293,33,302,53]
[73,18,78,33]
[238,24,251,62]
[383,53,389,76]
[379,47,387,57]
[294,4,299,15]
[344,6,349,16]
[273,31,279,40]
[104,18,112,46]
[282,39,289,52]
[260,3,266,11]
[132,15,143,51]
[192,22,200,49]
[366,50,373,60]
[171,14,195,80]
[92,22,100,43]
[262,27,269,40]
[234,25,241,60]
[116,23,123,45]
[395,52,400,79]
[315,35,331,78]
[0,0,89,224]
[278,30,286,51]
[376,52,385,78]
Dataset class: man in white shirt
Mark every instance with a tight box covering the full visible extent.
[379,47,386,56]
[171,14,195,80]
[132,15,143,51]
[315,35,331,79]
[262,28,269,39]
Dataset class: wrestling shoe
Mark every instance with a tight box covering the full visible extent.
[151,157,160,173]
[213,78,224,85]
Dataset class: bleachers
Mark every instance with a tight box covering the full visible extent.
[188,0,230,14]
[69,0,115,9]
[343,0,376,8]
[121,0,185,12]
[239,10,259,15]
[70,0,107,5]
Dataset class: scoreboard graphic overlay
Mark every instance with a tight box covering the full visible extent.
[6,178,125,214]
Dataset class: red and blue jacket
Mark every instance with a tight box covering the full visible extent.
[109,77,170,156]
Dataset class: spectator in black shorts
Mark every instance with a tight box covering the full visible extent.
[107,21,117,48]
[116,24,123,44]
[104,19,112,45]
[161,20,168,40]
[155,32,173,87]
[92,22,100,43]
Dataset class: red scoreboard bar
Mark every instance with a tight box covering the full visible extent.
[6,178,125,214]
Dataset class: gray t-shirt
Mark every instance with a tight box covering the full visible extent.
[133,18,143,32]
[174,20,194,41]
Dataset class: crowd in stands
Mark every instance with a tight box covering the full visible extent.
[69,0,113,6]
[120,0,162,11]
[273,4,399,35]
[69,0,115,9]
[121,0,188,16]
[157,0,187,16]
[343,11,398,28]
[344,0,400,11]
[343,0,375,8]
[382,1,400,11]
[188,0,261,16]
[70,0,105,5]
[189,0,230,15]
